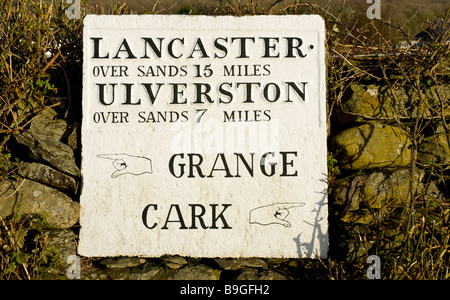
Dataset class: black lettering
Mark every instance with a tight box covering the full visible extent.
[118,66,128,77]
[113,38,137,59]
[231,37,255,58]
[97,83,116,106]
[157,111,166,122]
[93,112,100,123]
[223,65,235,76]
[188,38,209,58]
[189,204,208,229]
[193,83,213,104]
[223,110,235,122]
[218,82,233,104]
[280,151,298,176]
[170,83,188,104]
[236,82,261,103]
[235,153,254,177]
[138,111,146,123]
[142,204,157,229]
[263,64,271,76]
[179,65,188,77]
[137,65,145,77]
[162,204,188,229]
[261,37,280,58]
[169,153,185,178]
[260,152,276,177]
[181,111,189,122]
[188,153,206,178]
[214,37,228,58]
[142,37,164,58]
[285,37,306,58]
[208,154,233,178]
[210,204,232,229]
[168,38,184,58]
[119,111,129,123]
[286,82,307,102]
[91,37,109,59]
[142,83,163,105]
[263,109,271,121]
[263,83,281,102]
[122,83,140,105]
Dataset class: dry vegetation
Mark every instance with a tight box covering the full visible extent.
[91,0,449,34]
[1,0,449,279]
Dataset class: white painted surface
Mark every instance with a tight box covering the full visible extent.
[79,15,328,258]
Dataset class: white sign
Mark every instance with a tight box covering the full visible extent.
[79,15,328,258]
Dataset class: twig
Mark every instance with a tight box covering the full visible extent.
[40,51,60,74]
[268,0,283,11]
[0,178,26,203]
[406,77,426,232]
[332,48,382,80]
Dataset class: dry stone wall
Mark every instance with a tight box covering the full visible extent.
[1,78,449,279]
[329,81,450,265]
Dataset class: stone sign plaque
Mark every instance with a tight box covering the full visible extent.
[79,15,328,258]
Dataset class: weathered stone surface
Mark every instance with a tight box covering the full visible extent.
[338,84,390,123]
[367,169,421,209]
[214,258,268,271]
[332,169,422,224]
[128,265,220,280]
[337,84,450,123]
[0,179,79,228]
[43,229,78,261]
[332,124,412,170]
[163,256,188,269]
[81,267,110,280]
[423,85,450,116]
[30,108,68,142]
[167,265,220,280]
[86,263,221,280]
[420,181,445,201]
[265,258,291,267]
[100,257,147,269]
[18,162,77,191]
[236,269,287,280]
[67,122,80,151]
[0,180,17,218]
[78,261,295,280]
[104,268,131,280]
[14,131,80,177]
[37,229,78,275]
[418,132,450,166]
[129,268,163,280]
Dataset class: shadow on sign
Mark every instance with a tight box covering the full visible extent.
[293,175,328,258]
